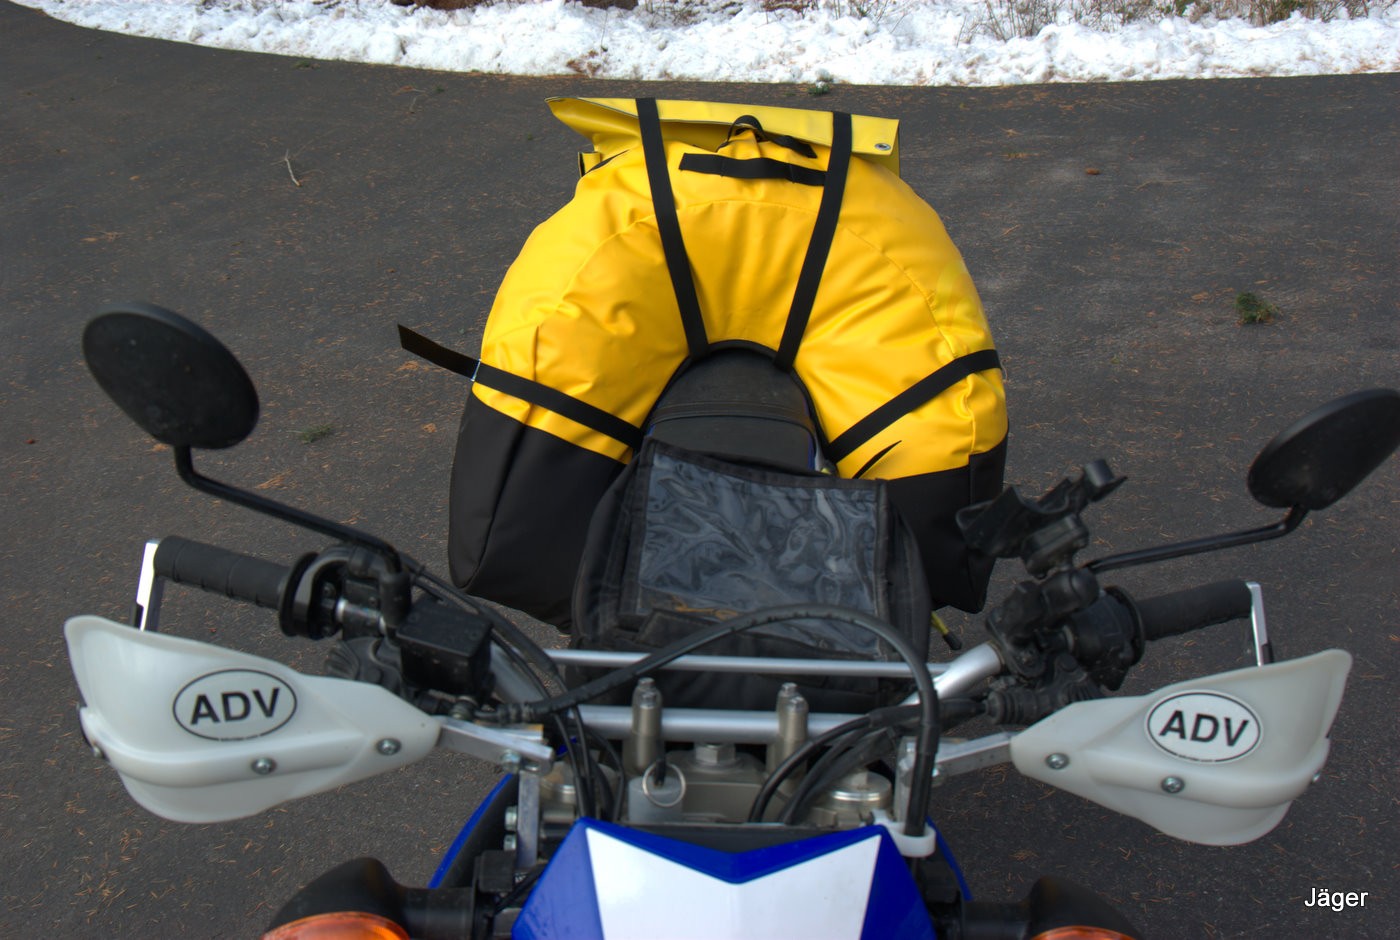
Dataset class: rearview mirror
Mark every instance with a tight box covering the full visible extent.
[1248,388,1400,510]
[81,302,403,567]
[83,302,259,450]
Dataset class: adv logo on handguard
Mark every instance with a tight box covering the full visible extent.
[173,670,297,741]
[1146,691,1261,763]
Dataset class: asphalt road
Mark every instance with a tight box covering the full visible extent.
[3,1,1398,936]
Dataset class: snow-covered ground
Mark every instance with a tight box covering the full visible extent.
[15,0,1400,86]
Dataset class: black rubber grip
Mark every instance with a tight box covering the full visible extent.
[1135,579,1253,641]
[154,536,291,610]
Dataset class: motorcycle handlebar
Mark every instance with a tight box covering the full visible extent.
[1133,579,1253,641]
[153,536,293,611]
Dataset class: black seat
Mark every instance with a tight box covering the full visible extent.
[645,350,823,473]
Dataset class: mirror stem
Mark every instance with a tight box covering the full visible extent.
[173,446,400,566]
[1086,506,1307,575]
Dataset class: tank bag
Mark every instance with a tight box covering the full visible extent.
[403,97,1006,627]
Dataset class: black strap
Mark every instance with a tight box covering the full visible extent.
[474,364,644,451]
[581,149,627,176]
[826,348,1003,464]
[679,154,825,187]
[397,325,644,451]
[398,323,477,377]
[852,440,901,480]
[774,111,852,373]
[721,115,817,158]
[637,97,708,359]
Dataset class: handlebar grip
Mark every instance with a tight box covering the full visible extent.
[1134,579,1253,641]
[153,536,291,611]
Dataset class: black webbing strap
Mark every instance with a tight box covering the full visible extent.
[826,348,1003,464]
[398,323,477,377]
[721,115,818,158]
[774,110,853,373]
[397,324,644,450]
[679,154,826,187]
[637,97,708,359]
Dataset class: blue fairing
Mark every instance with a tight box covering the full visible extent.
[514,820,934,940]
[430,775,514,889]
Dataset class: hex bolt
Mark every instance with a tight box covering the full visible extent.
[251,757,277,776]
[376,738,402,756]
[502,834,517,852]
[1161,776,1185,794]
[504,806,519,832]
[1045,753,1070,771]
[500,750,522,774]
[694,742,737,767]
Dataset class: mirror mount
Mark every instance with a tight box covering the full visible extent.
[171,446,401,566]
[1088,387,1400,575]
[1086,505,1307,575]
[173,446,411,631]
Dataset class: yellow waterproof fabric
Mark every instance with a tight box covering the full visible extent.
[552,97,903,175]
[474,98,1005,482]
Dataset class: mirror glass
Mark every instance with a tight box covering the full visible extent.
[1248,388,1400,510]
[83,302,259,449]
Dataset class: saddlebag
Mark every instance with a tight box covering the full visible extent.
[407,97,1005,628]
[571,440,932,712]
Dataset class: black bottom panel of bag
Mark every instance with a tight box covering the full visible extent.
[572,441,931,713]
[448,395,624,628]
[888,439,1007,614]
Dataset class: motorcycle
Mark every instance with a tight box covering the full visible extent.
[67,301,1400,939]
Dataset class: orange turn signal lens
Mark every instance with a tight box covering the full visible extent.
[261,911,410,940]
[1030,924,1136,940]
[1032,928,1137,940]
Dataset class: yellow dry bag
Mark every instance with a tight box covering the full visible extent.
[404,97,1006,627]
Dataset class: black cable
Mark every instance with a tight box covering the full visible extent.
[780,699,985,824]
[400,574,945,834]
[499,605,929,724]
[489,862,545,916]
[748,705,918,822]
[493,604,939,839]
[406,559,566,693]
[405,561,611,822]
[551,714,596,821]
[779,725,904,826]
[748,698,984,825]
[412,575,557,712]
[584,725,626,824]
[488,631,554,702]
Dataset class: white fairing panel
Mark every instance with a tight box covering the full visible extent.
[589,828,876,939]
[1010,650,1351,845]
[65,615,438,823]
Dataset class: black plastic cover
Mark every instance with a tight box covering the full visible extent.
[396,596,494,698]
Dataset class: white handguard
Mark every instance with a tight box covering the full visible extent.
[1009,650,1351,845]
[65,615,440,823]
